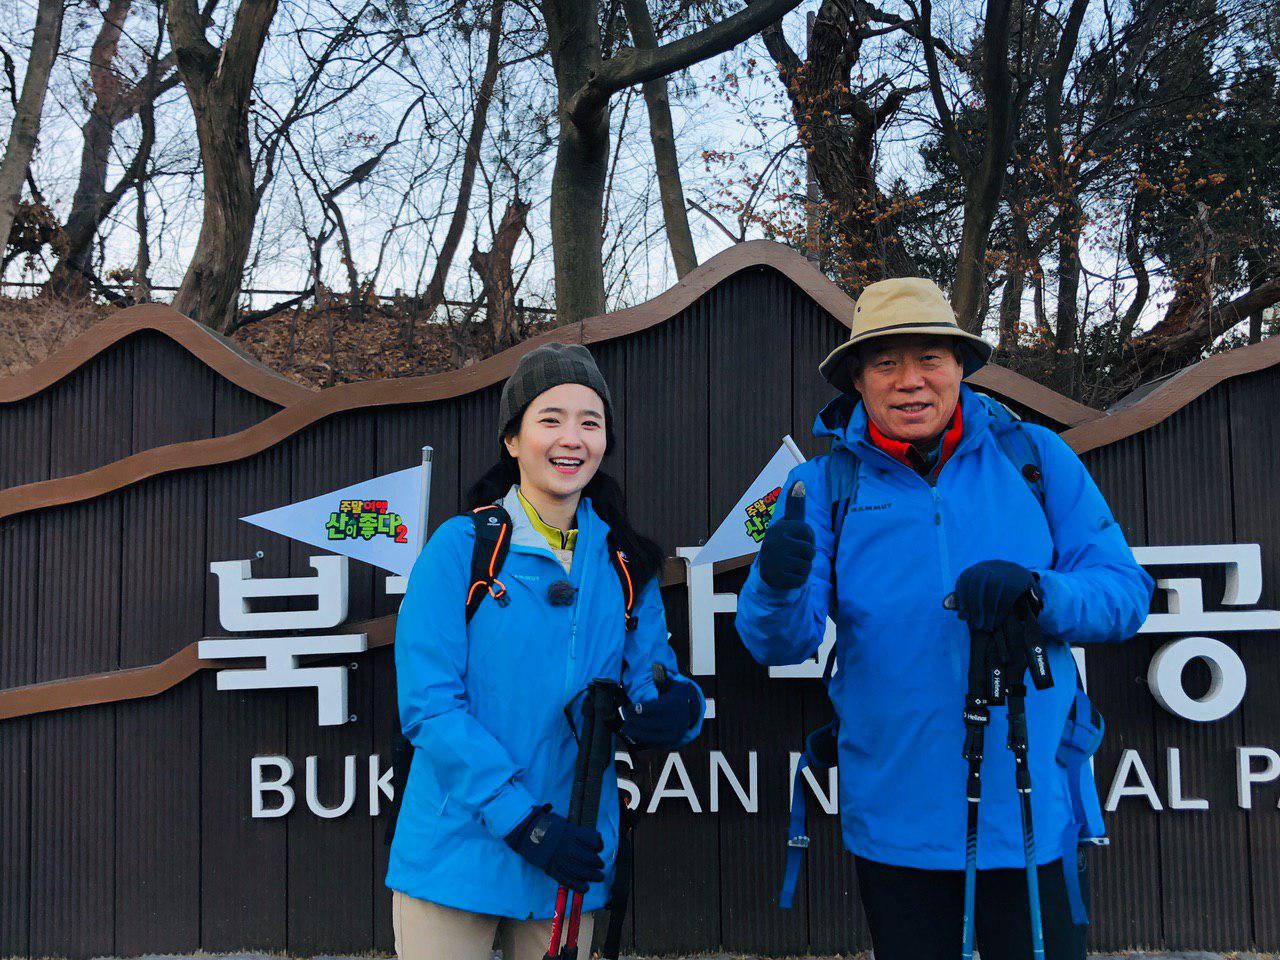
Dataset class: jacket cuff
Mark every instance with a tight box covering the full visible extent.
[480,781,540,841]
[748,575,807,610]
[1031,568,1069,638]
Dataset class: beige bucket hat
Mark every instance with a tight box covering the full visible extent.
[819,277,993,395]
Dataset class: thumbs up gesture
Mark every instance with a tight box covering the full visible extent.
[757,481,815,591]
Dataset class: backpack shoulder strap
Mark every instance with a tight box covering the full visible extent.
[980,395,1047,511]
[605,532,639,631]
[466,504,513,621]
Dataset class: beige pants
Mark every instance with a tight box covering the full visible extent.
[392,889,595,960]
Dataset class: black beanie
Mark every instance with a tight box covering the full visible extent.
[497,343,613,440]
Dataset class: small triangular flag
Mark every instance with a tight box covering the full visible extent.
[692,437,806,566]
[241,463,429,576]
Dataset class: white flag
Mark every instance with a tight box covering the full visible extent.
[691,436,806,566]
[241,463,429,576]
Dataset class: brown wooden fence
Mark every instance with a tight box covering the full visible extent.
[2,241,1278,957]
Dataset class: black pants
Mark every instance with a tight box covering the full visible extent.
[854,855,1087,960]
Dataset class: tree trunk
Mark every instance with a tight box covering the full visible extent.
[1118,263,1280,382]
[998,263,1024,350]
[544,0,610,322]
[922,0,1016,332]
[471,196,533,354]
[760,0,916,289]
[46,0,179,295]
[413,0,506,333]
[47,0,131,294]
[545,0,802,320]
[622,0,697,277]
[0,0,65,259]
[169,0,278,332]
[1054,197,1082,387]
[1118,200,1149,343]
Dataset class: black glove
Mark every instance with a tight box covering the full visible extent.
[505,805,604,893]
[619,677,700,750]
[757,482,814,590]
[952,560,1041,633]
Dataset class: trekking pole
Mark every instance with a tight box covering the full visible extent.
[544,679,625,960]
[960,626,994,960]
[1002,604,1054,960]
[560,679,624,960]
[544,685,599,960]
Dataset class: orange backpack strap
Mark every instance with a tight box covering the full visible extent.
[605,532,639,631]
[466,505,513,621]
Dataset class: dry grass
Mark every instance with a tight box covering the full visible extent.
[0,295,112,378]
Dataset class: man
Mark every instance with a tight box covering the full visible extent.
[735,278,1153,960]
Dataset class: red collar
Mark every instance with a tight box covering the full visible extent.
[868,401,964,476]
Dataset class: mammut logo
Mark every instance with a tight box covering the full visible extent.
[849,502,891,513]
[487,516,500,525]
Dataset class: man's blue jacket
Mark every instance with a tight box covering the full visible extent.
[735,385,1153,870]
[387,486,705,918]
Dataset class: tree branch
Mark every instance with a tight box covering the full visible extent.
[911,0,966,175]
[225,285,318,334]
[568,0,804,124]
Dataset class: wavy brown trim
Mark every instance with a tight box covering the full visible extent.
[1062,334,1280,453]
[0,554,744,721]
[0,302,312,407]
[967,365,1099,428]
[0,243,1098,520]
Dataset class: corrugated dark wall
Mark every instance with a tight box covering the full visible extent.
[2,266,1278,957]
[0,331,281,488]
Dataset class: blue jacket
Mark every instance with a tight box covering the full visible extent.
[386,486,705,918]
[735,386,1153,871]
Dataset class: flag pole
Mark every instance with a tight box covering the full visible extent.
[416,446,434,554]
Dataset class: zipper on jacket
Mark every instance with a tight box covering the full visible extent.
[853,439,955,600]
[564,512,593,700]
[932,485,953,592]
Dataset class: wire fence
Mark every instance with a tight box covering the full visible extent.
[0,280,557,319]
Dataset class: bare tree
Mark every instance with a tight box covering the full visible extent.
[913,0,1017,332]
[411,0,508,335]
[621,0,697,277]
[45,0,187,295]
[544,0,804,322]
[470,194,533,351]
[0,0,66,260]
[167,0,278,330]
[757,0,925,289]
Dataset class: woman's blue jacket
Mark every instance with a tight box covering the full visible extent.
[735,386,1153,871]
[386,486,705,918]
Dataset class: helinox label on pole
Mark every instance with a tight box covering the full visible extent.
[691,437,806,567]
[241,458,430,576]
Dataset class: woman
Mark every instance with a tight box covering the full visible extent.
[386,342,705,960]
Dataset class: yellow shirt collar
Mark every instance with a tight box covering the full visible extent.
[517,488,578,552]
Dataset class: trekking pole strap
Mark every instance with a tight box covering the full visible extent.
[779,755,812,909]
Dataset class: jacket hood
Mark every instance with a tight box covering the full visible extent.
[813,384,998,455]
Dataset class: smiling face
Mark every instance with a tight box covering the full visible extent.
[852,334,964,443]
[502,382,607,507]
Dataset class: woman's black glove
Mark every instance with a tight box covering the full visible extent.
[504,805,604,892]
[952,560,1042,632]
[757,482,814,590]
[619,677,700,750]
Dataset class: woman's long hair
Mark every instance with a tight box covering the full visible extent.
[466,432,665,589]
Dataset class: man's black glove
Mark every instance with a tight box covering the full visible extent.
[757,482,814,590]
[952,560,1041,633]
[619,677,700,750]
[504,805,604,892]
